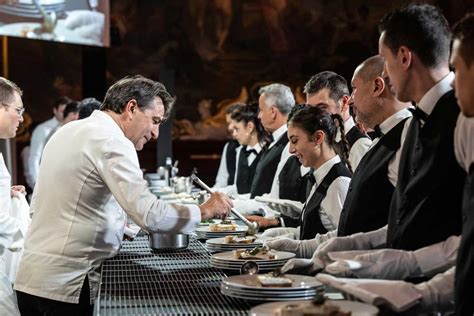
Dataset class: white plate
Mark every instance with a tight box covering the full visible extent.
[206,236,267,247]
[221,285,318,297]
[221,289,314,302]
[248,299,379,316]
[222,274,322,291]
[196,225,248,234]
[212,250,294,263]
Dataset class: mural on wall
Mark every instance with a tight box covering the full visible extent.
[7,0,474,139]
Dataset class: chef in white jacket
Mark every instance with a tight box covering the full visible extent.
[14,75,233,315]
[0,77,29,316]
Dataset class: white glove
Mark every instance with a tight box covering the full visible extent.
[325,235,460,280]
[262,227,298,239]
[255,196,303,218]
[264,237,321,258]
[316,268,455,313]
[325,249,420,279]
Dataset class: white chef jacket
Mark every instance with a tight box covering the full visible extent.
[26,117,60,188]
[0,154,26,316]
[14,110,202,304]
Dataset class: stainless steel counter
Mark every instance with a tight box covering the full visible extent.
[95,236,251,316]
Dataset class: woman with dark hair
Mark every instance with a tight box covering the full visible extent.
[229,103,270,194]
[257,104,352,240]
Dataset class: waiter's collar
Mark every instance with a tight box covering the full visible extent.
[343,116,355,136]
[417,72,454,116]
[271,124,288,144]
[314,155,341,186]
[378,108,413,135]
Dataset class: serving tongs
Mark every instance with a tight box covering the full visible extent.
[190,173,259,235]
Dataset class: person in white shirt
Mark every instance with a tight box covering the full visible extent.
[0,77,28,316]
[223,103,270,195]
[14,75,233,315]
[44,101,79,145]
[213,104,240,189]
[304,71,372,170]
[25,96,70,189]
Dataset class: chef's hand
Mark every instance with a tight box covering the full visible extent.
[199,192,233,220]
[245,215,279,229]
[11,185,26,198]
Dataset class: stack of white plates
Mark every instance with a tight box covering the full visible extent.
[195,226,248,239]
[248,299,379,315]
[210,250,295,272]
[221,274,324,301]
[205,236,269,252]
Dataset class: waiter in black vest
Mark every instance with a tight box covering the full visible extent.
[304,71,372,170]
[249,83,295,199]
[276,3,465,274]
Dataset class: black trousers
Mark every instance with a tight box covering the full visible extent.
[16,277,93,316]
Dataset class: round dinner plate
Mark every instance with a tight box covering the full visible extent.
[248,299,379,316]
[221,285,318,297]
[206,236,268,247]
[196,226,249,234]
[212,250,295,263]
[221,289,315,302]
[222,274,322,291]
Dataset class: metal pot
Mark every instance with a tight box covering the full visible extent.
[148,233,189,252]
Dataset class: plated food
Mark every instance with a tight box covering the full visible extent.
[276,295,351,316]
[233,247,276,260]
[258,275,293,288]
[224,235,257,244]
[209,220,238,232]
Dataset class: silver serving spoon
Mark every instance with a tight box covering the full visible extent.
[240,261,259,275]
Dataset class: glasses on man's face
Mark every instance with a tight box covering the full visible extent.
[3,103,25,116]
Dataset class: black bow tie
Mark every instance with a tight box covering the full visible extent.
[410,107,428,122]
[371,124,384,139]
[307,172,316,186]
[244,149,258,157]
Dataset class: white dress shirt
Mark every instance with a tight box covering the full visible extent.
[15,111,202,304]
[26,117,60,188]
[454,113,474,173]
[217,143,262,195]
[343,116,372,170]
[213,142,241,188]
[303,155,351,231]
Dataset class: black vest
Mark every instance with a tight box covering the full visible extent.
[278,155,308,203]
[235,147,261,194]
[337,117,409,236]
[250,134,289,198]
[225,140,239,185]
[345,125,369,147]
[386,91,465,250]
[455,164,474,315]
[299,162,352,240]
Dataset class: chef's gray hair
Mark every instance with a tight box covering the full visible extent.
[0,77,22,103]
[101,75,175,119]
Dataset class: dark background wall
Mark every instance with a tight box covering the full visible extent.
[2,0,473,185]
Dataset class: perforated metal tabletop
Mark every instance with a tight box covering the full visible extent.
[95,236,251,316]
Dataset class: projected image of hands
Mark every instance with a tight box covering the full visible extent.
[0,0,109,47]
